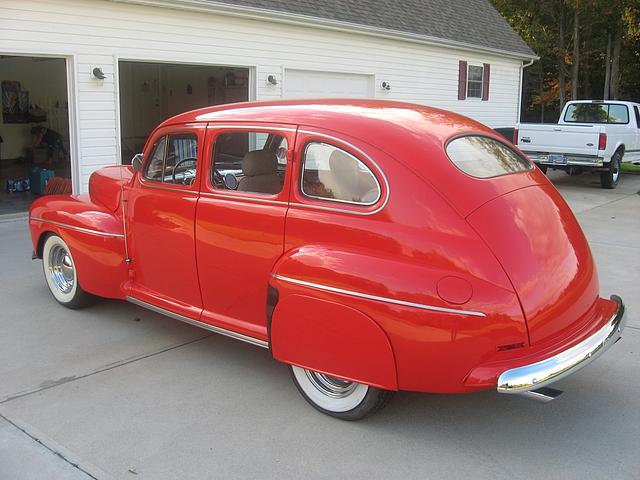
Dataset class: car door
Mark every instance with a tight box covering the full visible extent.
[195,123,295,342]
[126,123,205,319]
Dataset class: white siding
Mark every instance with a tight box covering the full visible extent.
[0,0,524,191]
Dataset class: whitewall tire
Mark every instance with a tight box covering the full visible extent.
[42,234,94,309]
[289,365,393,420]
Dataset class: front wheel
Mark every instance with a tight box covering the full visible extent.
[600,151,622,189]
[42,234,94,309]
[289,365,393,420]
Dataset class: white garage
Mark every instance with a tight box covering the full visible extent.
[284,69,374,99]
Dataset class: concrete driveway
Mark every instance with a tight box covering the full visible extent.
[1,171,639,480]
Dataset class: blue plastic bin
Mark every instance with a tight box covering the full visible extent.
[29,167,55,195]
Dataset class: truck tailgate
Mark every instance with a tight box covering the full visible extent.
[517,124,601,156]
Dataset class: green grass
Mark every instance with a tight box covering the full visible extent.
[622,163,640,173]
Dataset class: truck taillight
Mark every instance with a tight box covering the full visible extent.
[512,129,518,145]
[598,132,607,150]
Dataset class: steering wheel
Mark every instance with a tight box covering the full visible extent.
[172,157,197,185]
[213,168,224,186]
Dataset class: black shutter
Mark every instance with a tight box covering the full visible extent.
[458,61,467,100]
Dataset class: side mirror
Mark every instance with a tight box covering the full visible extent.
[131,153,143,172]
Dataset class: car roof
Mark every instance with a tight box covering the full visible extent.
[158,99,495,151]
[156,99,536,218]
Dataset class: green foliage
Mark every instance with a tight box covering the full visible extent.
[491,0,640,122]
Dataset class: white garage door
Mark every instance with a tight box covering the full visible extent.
[284,69,373,99]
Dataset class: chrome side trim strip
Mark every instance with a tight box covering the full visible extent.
[272,274,486,317]
[497,295,626,394]
[127,296,269,349]
[30,217,125,238]
[199,191,288,206]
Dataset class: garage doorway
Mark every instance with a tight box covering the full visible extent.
[284,69,374,99]
[0,55,71,215]
[118,61,250,163]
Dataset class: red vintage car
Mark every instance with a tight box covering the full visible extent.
[29,100,626,420]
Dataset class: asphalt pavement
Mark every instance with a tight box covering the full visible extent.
[1,170,639,480]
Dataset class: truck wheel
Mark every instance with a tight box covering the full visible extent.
[600,151,622,189]
[538,164,548,174]
[42,234,95,309]
[289,365,394,420]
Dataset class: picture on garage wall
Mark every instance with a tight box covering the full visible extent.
[1,80,29,123]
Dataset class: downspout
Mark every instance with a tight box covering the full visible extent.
[517,58,535,125]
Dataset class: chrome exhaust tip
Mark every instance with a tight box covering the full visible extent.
[516,387,564,403]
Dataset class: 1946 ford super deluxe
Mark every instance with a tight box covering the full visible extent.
[29,100,626,420]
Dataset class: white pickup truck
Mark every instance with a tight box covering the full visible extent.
[515,100,640,188]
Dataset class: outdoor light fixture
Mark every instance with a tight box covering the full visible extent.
[381,81,391,91]
[91,67,106,80]
[267,75,278,85]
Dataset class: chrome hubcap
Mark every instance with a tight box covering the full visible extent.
[48,245,74,294]
[612,164,620,181]
[305,370,358,398]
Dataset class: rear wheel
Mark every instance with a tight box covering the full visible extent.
[42,234,94,309]
[600,151,622,189]
[289,365,393,420]
[537,164,548,174]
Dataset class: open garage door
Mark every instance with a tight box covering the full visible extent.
[0,56,71,215]
[118,61,249,163]
[284,69,373,99]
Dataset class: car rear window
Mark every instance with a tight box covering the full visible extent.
[446,136,532,179]
[563,103,629,124]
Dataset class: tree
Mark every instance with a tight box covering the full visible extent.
[571,4,579,100]
[559,0,567,108]
[492,0,640,122]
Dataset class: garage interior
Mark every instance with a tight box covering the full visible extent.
[0,56,70,215]
[118,61,249,163]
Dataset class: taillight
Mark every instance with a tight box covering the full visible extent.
[598,132,607,150]
[512,128,518,145]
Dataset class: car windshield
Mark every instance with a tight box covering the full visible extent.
[563,103,629,124]
[446,136,532,179]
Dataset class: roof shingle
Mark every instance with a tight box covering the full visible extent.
[209,0,536,57]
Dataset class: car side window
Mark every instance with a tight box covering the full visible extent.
[143,133,198,185]
[634,106,640,128]
[165,133,198,185]
[143,136,167,182]
[211,131,287,195]
[301,142,380,205]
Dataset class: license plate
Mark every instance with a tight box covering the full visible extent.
[549,154,566,165]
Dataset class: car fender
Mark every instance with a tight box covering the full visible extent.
[30,194,128,299]
[269,291,398,390]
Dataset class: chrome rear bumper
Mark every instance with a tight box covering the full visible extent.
[525,152,605,167]
[497,295,625,395]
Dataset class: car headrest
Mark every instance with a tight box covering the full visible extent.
[329,150,359,176]
[242,150,278,177]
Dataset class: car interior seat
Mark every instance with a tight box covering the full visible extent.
[320,150,378,203]
[238,150,281,194]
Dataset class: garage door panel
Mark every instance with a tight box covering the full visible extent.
[284,69,373,99]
